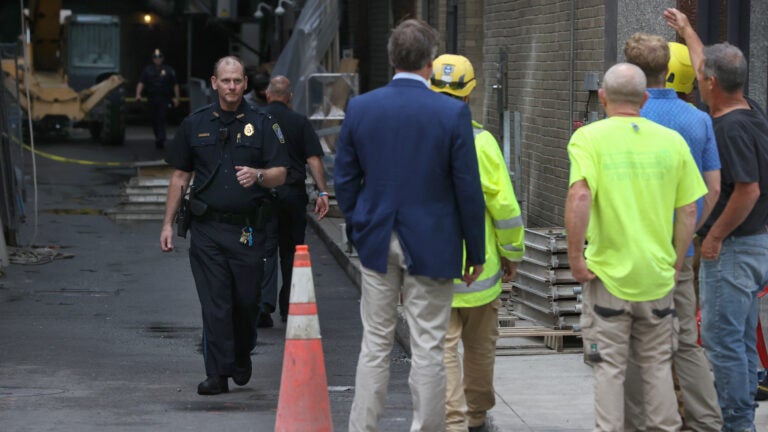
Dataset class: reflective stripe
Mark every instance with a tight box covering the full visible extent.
[502,243,524,252]
[493,215,524,230]
[454,270,502,293]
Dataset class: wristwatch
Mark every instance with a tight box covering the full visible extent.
[256,170,264,185]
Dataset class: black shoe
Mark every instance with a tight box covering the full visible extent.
[757,378,768,401]
[197,375,229,395]
[468,422,488,432]
[257,312,273,328]
[232,356,252,386]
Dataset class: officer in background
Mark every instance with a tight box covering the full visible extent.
[135,48,181,149]
[258,75,329,327]
[431,54,525,432]
[244,72,270,107]
[159,56,288,396]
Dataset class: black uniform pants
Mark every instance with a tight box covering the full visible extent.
[277,193,309,317]
[189,219,265,377]
[261,192,309,317]
[149,96,170,144]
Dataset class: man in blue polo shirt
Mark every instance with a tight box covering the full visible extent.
[623,32,722,431]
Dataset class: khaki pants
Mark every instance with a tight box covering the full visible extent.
[581,278,681,432]
[445,298,500,431]
[349,234,454,432]
[624,258,723,431]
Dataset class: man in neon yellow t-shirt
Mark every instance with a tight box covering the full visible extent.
[565,62,706,430]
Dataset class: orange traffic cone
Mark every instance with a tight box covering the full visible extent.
[275,245,333,432]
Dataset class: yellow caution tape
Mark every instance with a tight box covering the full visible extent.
[126,97,190,103]
[2,132,134,167]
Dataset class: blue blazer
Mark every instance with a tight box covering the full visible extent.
[334,77,485,279]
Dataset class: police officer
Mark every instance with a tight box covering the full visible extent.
[160,55,288,396]
[135,48,180,148]
[258,75,330,327]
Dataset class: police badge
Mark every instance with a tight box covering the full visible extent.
[244,123,254,136]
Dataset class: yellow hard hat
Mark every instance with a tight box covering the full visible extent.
[431,54,476,98]
[666,42,695,94]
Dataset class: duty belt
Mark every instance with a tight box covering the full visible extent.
[196,208,259,226]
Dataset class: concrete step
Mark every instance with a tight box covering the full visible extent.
[108,212,164,221]
[128,177,171,187]
[126,185,170,195]
[111,202,165,212]
[106,204,164,220]
[124,194,166,203]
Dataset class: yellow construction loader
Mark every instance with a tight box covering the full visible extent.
[1,0,126,144]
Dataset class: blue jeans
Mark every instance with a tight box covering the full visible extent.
[700,233,768,432]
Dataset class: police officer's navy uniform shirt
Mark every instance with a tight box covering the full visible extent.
[262,101,324,192]
[139,64,178,100]
[166,101,288,213]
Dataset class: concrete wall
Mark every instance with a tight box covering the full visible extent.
[613,0,675,64]
[750,0,768,109]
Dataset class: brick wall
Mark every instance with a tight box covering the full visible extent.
[482,0,604,227]
[459,0,486,125]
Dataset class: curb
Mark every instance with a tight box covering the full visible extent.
[307,214,412,357]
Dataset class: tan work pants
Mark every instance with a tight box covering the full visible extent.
[349,234,454,432]
[581,278,681,432]
[624,258,723,431]
[445,298,500,431]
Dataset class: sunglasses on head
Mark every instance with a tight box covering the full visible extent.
[430,77,474,90]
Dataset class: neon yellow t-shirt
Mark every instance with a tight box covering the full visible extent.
[568,116,707,301]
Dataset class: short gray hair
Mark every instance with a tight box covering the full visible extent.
[213,56,245,77]
[387,19,440,72]
[702,43,747,94]
[602,63,647,105]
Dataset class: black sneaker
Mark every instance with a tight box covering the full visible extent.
[197,375,229,395]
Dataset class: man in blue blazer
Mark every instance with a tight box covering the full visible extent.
[335,19,486,432]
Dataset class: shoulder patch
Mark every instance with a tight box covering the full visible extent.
[272,123,286,144]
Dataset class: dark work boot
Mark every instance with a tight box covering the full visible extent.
[197,375,229,395]
[257,311,274,328]
[232,356,252,386]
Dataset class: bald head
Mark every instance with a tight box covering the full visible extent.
[266,76,292,104]
[601,63,647,107]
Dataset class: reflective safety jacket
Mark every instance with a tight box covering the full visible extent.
[453,120,525,308]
